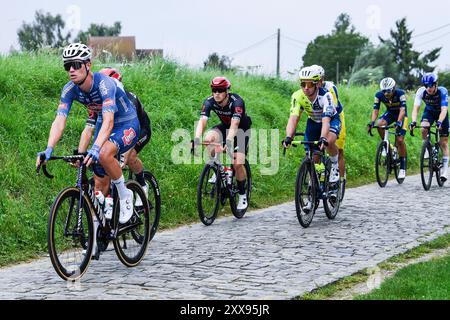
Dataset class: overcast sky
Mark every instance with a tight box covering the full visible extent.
[3,0,450,78]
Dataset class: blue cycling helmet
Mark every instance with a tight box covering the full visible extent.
[421,73,438,87]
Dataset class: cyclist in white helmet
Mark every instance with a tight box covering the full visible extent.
[283,66,342,183]
[36,43,141,224]
[368,77,408,179]
[311,65,347,185]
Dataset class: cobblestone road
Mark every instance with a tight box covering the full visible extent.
[0,174,448,300]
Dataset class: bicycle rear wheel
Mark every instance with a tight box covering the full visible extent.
[323,160,341,220]
[434,144,445,187]
[230,160,252,219]
[47,187,94,281]
[143,171,161,241]
[295,159,316,228]
[197,163,221,226]
[375,141,389,188]
[420,142,433,191]
[113,181,151,267]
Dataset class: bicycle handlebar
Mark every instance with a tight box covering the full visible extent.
[36,154,86,180]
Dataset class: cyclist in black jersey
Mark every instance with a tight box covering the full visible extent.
[193,77,252,210]
[77,67,152,208]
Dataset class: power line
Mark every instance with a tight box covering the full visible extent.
[412,23,450,38]
[281,34,366,49]
[416,30,450,47]
[227,33,277,57]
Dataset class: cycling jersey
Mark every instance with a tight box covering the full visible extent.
[373,89,408,115]
[58,73,138,125]
[414,86,449,112]
[201,93,252,130]
[290,87,338,123]
[323,81,344,114]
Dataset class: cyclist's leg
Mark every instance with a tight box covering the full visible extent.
[305,118,322,164]
[396,116,408,170]
[439,114,449,177]
[205,124,225,157]
[232,129,250,192]
[421,109,434,140]
[336,111,346,178]
[325,116,341,182]
[377,111,392,139]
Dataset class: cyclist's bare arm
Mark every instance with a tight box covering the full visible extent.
[195,118,208,140]
[320,116,331,139]
[35,115,67,167]
[78,126,94,153]
[439,106,448,124]
[397,107,406,123]
[371,109,380,124]
[411,104,421,123]
[226,119,240,142]
[92,112,114,149]
[286,115,300,140]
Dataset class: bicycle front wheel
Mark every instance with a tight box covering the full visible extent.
[375,141,390,188]
[47,187,94,281]
[393,150,404,185]
[113,181,151,267]
[420,142,433,191]
[197,163,221,226]
[295,159,316,228]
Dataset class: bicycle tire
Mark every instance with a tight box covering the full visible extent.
[197,163,221,226]
[295,158,316,228]
[47,187,94,281]
[420,142,433,191]
[323,160,341,220]
[339,178,346,203]
[143,171,161,241]
[230,160,252,219]
[435,144,445,187]
[392,148,404,185]
[375,141,389,188]
[112,180,151,267]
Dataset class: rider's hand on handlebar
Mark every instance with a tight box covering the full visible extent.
[36,147,53,168]
[84,144,101,167]
[318,137,329,150]
[367,121,375,134]
[436,121,442,131]
[282,136,293,149]
[409,121,417,136]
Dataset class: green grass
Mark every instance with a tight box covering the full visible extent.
[0,52,426,266]
[356,255,450,300]
[297,233,450,300]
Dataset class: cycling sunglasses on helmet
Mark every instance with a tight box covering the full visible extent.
[212,87,227,93]
[300,81,315,89]
[64,61,85,71]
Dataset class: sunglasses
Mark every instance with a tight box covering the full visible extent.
[212,88,227,93]
[64,61,85,71]
[424,84,436,89]
[382,89,394,94]
[300,82,316,89]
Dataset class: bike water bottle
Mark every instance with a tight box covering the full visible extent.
[224,167,233,185]
[104,195,113,220]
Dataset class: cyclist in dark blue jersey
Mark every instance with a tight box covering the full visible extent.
[36,43,140,224]
[410,73,449,181]
[192,77,252,210]
[368,77,408,179]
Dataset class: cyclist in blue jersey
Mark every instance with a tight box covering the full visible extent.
[410,73,449,181]
[77,67,151,210]
[36,43,140,224]
[368,77,408,179]
[311,65,347,184]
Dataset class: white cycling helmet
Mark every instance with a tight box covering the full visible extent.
[299,66,321,82]
[311,64,325,79]
[62,43,92,62]
[380,77,396,91]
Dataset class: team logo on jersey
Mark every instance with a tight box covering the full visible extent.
[235,107,243,114]
[58,102,68,110]
[99,80,108,96]
[103,99,114,107]
[122,128,137,146]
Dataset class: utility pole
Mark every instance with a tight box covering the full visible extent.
[336,61,340,84]
[277,28,281,78]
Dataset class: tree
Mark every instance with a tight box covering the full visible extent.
[75,22,122,44]
[203,52,233,71]
[302,13,369,83]
[380,17,441,89]
[351,44,399,83]
[17,10,71,51]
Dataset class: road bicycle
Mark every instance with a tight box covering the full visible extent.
[369,125,404,187]
[284,133,342,228]
[411,125,445,190]
[37,154,151,281]
[196,142,252,226]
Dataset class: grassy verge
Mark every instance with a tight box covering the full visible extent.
[297,233,450,300]
[0,53,426,266]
